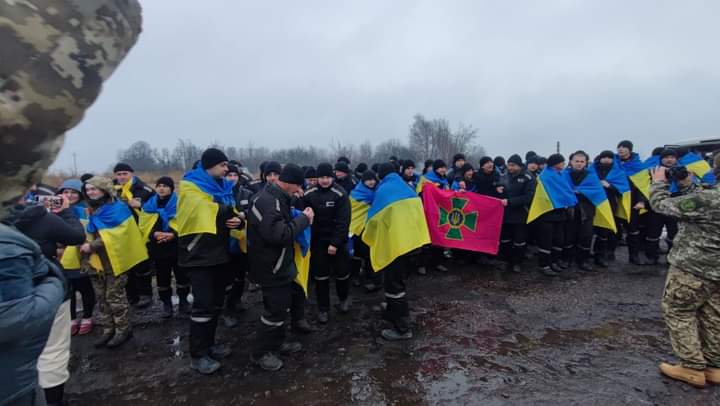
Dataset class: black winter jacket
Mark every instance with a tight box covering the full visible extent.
[473,170,501,197]
[146,196,178,262]
[9,205,85,262]
[301,182,350,247]
[497,171,535,224]
[569,169,596,223]
[336,175,357,194]
[177,203,234,269]
[248,185,310,287]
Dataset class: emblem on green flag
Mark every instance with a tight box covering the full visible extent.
[438,197,478,240]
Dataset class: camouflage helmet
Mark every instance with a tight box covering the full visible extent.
[0,1,142,217]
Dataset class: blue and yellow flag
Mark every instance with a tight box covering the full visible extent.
[177,167,235,237]
[86,201,148,276]
[60,204,104,271]
[527,168,578,224]
[138,193,178,241]
[591,161,632,220]
[680,152,716,185]
[363,173,431,271]
[349,182,374,236]
[416,171,449,194]
[572,168,617,233]
[617,153,651,201]
[291,208,312,296]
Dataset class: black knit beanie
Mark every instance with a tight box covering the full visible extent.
[316,163,334,178]
[201,148,229,170]
[279,164,304,185]
[155,176,175,191]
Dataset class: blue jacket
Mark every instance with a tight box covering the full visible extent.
[0,223,64,405]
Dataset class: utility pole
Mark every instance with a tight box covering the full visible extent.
[72,152,78,176]
[556,141,560,154]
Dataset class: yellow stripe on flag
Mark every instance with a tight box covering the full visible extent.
[293,242,311,297]
[362,197,430,272]
[686,160,712,179]
[614,191,632,221]
[98,217,149,276]
[629,171,651,201]
[592,200,617,233]
[349,197,369,236]
[229,228,248,254]
[177,180,219,237]
[527,180,554,224]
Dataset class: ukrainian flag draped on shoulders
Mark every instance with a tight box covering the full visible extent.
[591,160,632,221]
[527,168,578,224]
[60,202,95,270]
[138,193,178,241]
[680,151,717,185]
[87,201,148,276]
[569,167,617,233]
[363,173,431,271]
[617,153,651,200]
[416,171,449,194]
[177,166,235,237]
[349,182,375,237]
[291,208,312,296]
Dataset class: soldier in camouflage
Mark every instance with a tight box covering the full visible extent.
[1,1,141,404]
[649,166,720,388]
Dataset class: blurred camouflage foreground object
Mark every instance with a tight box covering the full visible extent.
[0,0,142,216]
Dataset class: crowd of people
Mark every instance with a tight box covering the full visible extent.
[5,140,720,404]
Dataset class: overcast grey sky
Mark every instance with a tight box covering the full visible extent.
[51,0,720,172]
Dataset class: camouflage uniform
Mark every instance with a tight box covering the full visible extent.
[82,176,131,334]
[650,180,720,370]
[0,0,142,217]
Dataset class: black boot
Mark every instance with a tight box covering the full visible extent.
[594,254,608,268]
[178,295,191,315]
[161,299,173,319]
[106,329,133,348]
[94,329,115,348]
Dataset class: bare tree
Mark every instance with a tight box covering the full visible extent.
[357,140,373,165]
[329,138,355,162]
[117,141,158,172]
[171,139,202,171]
[408,114,435,160]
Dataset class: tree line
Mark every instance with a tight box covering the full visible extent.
[117,115,487,173]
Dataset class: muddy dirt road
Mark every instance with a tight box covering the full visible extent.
[66,258,719,405]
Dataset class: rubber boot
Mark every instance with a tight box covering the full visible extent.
[659,363,706,387]
[705,367,720,384]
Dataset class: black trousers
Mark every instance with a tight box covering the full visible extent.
[224,254,247,311]
[619,208,645,258]
[125,259,153,301]
[155,257,190,303]
[383,256,410,333]
[563,214,594,263]
[500,223,529,265]
[254,282,306,356]
[645,210,678,260]
[593,226,617,260]
[69,274,95,319]
[311,241,350,312]
[535,220,565,267]
[188,264,227,358]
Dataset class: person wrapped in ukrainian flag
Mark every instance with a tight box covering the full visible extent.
[591,151,631,267]
[79,176,149,349]
[349,169,380,292]
[176,148,243,375]
[363,163,431,341]
[616,140,652,265]
[563,151,617,272]
[526,154,578,276]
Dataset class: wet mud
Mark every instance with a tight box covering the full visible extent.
[66,256,720,405]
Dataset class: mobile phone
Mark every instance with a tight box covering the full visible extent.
[35,195,63,210]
